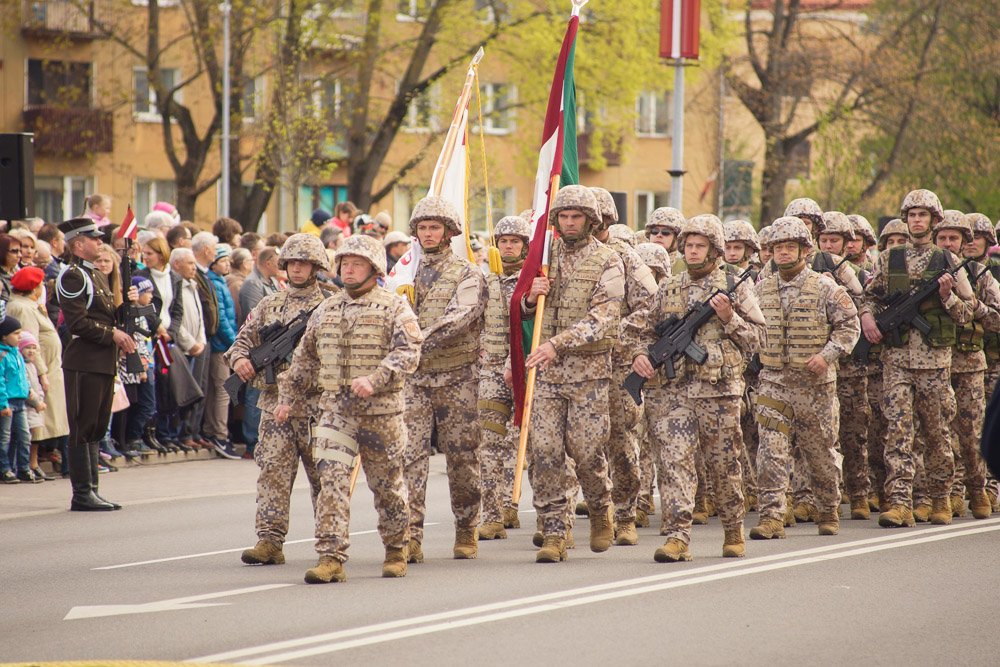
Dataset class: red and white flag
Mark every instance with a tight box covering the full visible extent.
[115,205,137,241]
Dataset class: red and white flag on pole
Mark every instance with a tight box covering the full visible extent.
[115,205,137,241]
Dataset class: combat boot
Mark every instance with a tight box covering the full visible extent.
[878,504,915,528]
[692,496,709,525]
[930,498,952,525]
[653,538,692,563]
[407,538,424,563]
[532,516,544,547]
[589,506,614,553]
[912,503,931,523]
[783,505,797,528]
[850,498,870,520]
[453,528,479,559]
[950,494,967,518]
[987,488,999,514]
[749,517,786,540]
[381,547,407,578]
[722,526,745,558]
[305,556,346,583]
[502,506,520,529]
[744,492,758,513]
[867,493,880,513]
[969,489,992,519]
[241,539,285,565]
[793,501,819,523]
[575,501,590,516]
[841,491,850,505]
[706,496,717,517]
[614,519,639,546]
[536,535,568,563]
[566,528,575,549]
[478,521,507,540]
[817,511,839,536]
[635,495,652,528]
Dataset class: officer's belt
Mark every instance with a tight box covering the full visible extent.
[755,395,793,436]
[313,425,359,466]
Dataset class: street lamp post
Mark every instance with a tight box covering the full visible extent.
[220,1,231,219]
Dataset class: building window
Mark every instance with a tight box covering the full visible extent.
[722,159,754,220]
[788,140,811,180]
[636,90,671,137]
[299,185,349,229]
[469,186,515,233]
[34,176,91,223]
[27,59,92,107]
[475,83,515,135]
[635,190,671,229]
[135,179,177,222]
[241,75,265,122]
[393,185,429,228]
[134,67,181,120]
[402,84,440,133]
[397,0,431,21]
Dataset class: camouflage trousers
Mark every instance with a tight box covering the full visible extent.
[948,370,986,497]
[867,365,887,499]
[403,378,482,541]
[838,374,871,501]
[882,364,955,506]
[254,412,321,545]
[607,365,642,522]
[527,378,612,538]
[756,380,842,520]
[313,410,409,562]
[740,379,759,498]
[478,368,519,524]
[637,411,656,513]
[646,388,745,544]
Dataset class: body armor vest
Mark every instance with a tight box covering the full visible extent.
[956,261,987,353]
[315,288,401,392]
[539,241,619,354]
[251,289,324,392]
[759,270,830,370]
[483,273,511,363]
[886,246,956,348]
[416,255,479,371]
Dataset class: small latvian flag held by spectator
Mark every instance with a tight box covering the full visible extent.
[116,205,137,241]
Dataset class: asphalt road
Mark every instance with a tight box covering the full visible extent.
[3,455,999,666]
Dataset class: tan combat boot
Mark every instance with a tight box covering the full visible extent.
[636,495,652,528]
[793,501,819,523]
[930,498,952,525]
[535,535,568,563]
[566,528,575,549]
[722,526,746,558]
[867,493,880,513]
[654,538,692,563]
[950,494,967,518]
[502,506,520,529]
[304,556,346,584]
[987,488,999,514]
[614,519,639,546]
[850,497,871,520]
[969,489,992,520]
[532,516,544,547]
[478,521,507,540]
[744,492,758,513]
[381,546,407,578]
[692,496,709,525]
[841,491,850,505]
[912,502,931,523]
[454,528,479,559]
[749,517,786,540]
[575,501,590,517]
[706,496,717,518]
[817,510,839,536]
[241,539,285,565]
[407,538,424,563]
[878,504,915,528]
[589,506,614,553]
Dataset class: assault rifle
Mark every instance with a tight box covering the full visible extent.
[852,255,974,362]
[624,268,754,406]
[223,304,319,403]
[116,238,156,374]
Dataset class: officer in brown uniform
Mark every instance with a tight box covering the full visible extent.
[750,216,860,540]
[629,215,764,562]
[520,185,625,563]
[227,234,337,565]
[402,196,487,562]
[275,235,421,582]
[478,215,530,540]
[58,217,137,511]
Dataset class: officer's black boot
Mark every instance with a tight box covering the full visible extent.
[69,444,114,511]
[89,441,121,510]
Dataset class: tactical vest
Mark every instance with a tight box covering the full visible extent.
[984,261,1000,363]
[315,289,401,393]
[483,273,511,363]
[811,251,838,274]
[416,256,479,372]
[251,290,322,392]
[658,269,742,383]
[956,261,987,353]
[539,241,619,354]
[759,270,830,370]
[885,246,956,348]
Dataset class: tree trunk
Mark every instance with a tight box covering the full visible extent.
[759,135,789,225]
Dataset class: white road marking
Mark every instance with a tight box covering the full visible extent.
[189,519,1000,664]
[65,584,293,620]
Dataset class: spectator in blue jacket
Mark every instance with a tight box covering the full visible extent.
[0,316,36,483]
[205,244,240,460]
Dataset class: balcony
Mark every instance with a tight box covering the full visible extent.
[23,106,113,156]
[578,131,623,168]
[21,0,103,39]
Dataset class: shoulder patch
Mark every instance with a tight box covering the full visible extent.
[835,287,854,310]
[404,319,422,340]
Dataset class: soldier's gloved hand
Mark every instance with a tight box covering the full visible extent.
[351,376,375,398]
[113,328,137,354]
[526,277,551,305]
[274,404,291,423]
[805,354,828,376]
[937,273,954,300]
[526,341,557,370]
[860,312,882,344]
[234,358,256,382]
[632,354,655,379]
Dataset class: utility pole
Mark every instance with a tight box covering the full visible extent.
[220,1,232,218]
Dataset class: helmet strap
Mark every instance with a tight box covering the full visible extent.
[344,268,376,292]
[288,266,318,289]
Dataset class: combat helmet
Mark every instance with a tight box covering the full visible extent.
[899,189,944,224]
[819,211,856,241]
[723,220,760,252]
[589,187,619,227]
[607,223,636,247]
[335,233,387,277]
[784,198,824,230]
[965,213,997,248]
[757,225,772,248]
[877,218,909,251]
[409,196,462,237]
[679,214,727,256]
[933,209,974,245]
[646,207,685,234]
[494,215,530,242]
[764,216,814,250]
[278,232,331,271]
[548,185,600,238]
[636,242,671,280]
[848,214,877,247]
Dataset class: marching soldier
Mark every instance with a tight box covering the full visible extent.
[227,234,336,566]
[589,188,658,546]
[860,189,974,528]
[772,201,865,297]
[403,197,487,562]
[750,217,860,540]
[846,215,878,275]
[757,226,773,265]
[628,215,764,562]
[723,220,759,278]
[275,235,421,582]
[784,198,825,240]
[478,215,530,540]
[645,207,687,275]
[519,185,625,563]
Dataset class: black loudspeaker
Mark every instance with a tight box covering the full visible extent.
[0,133,35,221]
[611,191,628,228]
